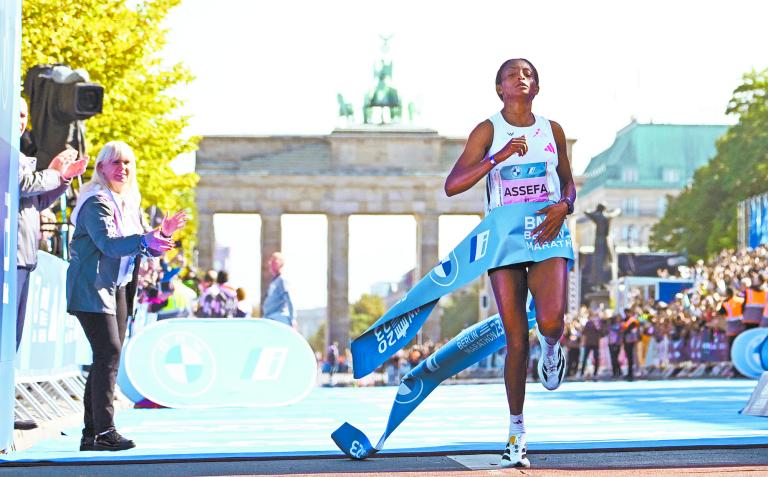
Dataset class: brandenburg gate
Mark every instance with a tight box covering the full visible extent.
[194,126,575,350]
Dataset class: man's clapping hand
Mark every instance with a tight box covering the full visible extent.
[48,149,88,180]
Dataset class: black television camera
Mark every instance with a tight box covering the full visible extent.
[22,64,104,169]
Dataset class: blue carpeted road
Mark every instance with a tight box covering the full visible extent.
[2,379,766,463]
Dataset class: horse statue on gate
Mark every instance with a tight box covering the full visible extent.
[337,93,354,123]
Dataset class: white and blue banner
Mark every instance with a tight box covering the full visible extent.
[334,202,573,459]
[747,193,768,249]
[0,0,22,450]
[351,201,573,379]
[333,311,535,459]
[15,252,91,380]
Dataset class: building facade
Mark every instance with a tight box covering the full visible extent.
[574,121,728,253]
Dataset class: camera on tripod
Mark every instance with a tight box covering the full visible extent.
[22,64,104,169]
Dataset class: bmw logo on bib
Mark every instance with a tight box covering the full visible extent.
[429,251,459,287]
[511,165,521,177]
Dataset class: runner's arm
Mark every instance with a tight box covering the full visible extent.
[551,120,576,207]
[444,121,495,197]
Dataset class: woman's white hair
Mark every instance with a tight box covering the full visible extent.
[79,141,141,202]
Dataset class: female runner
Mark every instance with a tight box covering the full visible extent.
[445,58,576,468]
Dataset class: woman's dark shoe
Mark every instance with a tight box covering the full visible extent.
[91,429,135,451]
[79,434,95,451]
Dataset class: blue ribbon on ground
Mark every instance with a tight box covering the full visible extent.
[351,202,574,379]
[333,202,574,459]
[332,311,536,459]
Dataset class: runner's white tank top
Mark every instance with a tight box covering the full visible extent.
[485,113,561,214]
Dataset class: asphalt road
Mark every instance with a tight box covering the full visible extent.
[1,447,767,476]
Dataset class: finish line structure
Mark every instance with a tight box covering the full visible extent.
[1,379,766,464]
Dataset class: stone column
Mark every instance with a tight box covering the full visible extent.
[196,210,214,271]
[327,214,350,352]
[260,212,282,310]
[416,213,441,343]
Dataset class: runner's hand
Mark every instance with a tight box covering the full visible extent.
[495,135,528,163]
[532,202,568,245]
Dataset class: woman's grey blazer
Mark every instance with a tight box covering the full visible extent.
[66,194,144,315]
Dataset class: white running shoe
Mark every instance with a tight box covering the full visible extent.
[500,433,530,468]
[538,341,566,390]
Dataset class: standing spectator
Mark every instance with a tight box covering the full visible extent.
[407,346,424,371]
[564,320,581,377]
[15,97,87,431]
[156,277,195,319]
[385,352,403,385]
[67,141,186,451]
[622,311,640,381]
[742,278,765,330]
[580,313,604,380]
[326,341,339,386]
[195,270,236,318]
[607,315,623,379]
[262,252,296,328]
[718,288,744,352]
[637,319,651,371]
[235,287,251,317]
[216,270,236,298]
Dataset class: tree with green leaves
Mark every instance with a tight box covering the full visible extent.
[651,68,768,261]
[349,293,386,339]
[21,0,199,252]
[440,285,479,341]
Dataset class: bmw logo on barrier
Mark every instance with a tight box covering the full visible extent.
[151,332,217,398]
[429,251,459,287]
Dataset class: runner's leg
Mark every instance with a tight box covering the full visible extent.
[527,258,568,342]
[490,267,529,414]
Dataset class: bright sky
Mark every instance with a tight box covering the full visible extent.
[166,0,767,310]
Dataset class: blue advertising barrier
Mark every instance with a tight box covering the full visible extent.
[122,318,317,408]
[0,0,22,450]
[731,328,768,379]
[15,252,91,380]
[747,193,768,249]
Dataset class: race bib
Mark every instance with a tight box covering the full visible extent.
[500,162,549,204]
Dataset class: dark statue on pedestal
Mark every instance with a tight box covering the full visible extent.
[337,35,406,126]
[585,203,621,291]
[363,35,401,124]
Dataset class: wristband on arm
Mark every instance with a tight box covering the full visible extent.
[559,196,574,215]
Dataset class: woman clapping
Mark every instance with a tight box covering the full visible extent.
[67,141,187,451]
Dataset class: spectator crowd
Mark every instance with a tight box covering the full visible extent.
[338,244,768,386]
